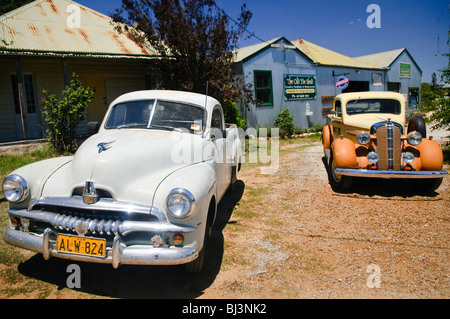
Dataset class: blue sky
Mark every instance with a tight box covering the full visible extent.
[76,0,449,83]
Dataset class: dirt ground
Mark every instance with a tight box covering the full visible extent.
[0,136,449,299]
[205,139,449,299]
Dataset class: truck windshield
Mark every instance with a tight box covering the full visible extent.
[105,99,206,133]
[346,99,401,115]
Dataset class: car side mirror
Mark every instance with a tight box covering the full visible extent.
[87,121,99,134]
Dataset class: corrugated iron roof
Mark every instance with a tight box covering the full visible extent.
[234,37,284,63]
[355,48,422,74]
[291,38,385,70]
[0,0,157,58]
[235,36,386,70]
[355,48,406,68]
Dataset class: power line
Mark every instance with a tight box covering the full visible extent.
[213,2,266,43]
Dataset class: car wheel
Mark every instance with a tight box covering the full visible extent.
[408,115,427,138]
[328,151,353,191]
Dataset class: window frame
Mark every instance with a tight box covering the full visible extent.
[11,73,37,115]
[254,70,274,107]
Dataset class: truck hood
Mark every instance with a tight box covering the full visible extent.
[42,129,210,206]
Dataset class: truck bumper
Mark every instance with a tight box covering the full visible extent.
[334,168,448,179]
[4,227,198,268]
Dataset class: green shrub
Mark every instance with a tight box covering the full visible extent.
[223,99,247,131]
[42,73,94,154]
[274,108,294,138]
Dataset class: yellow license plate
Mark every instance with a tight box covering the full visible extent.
[57,234,106,258]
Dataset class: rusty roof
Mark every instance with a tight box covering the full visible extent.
[0,0,157,58]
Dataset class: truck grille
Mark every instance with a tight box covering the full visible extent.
[377,123,401,170]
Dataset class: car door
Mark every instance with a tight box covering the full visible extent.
[210,106,230,198]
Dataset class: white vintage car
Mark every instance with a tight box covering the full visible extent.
[2,90,242,272]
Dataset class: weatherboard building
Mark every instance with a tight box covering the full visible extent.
[234,37,422,130]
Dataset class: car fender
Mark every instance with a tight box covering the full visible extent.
[415,139,444,171]
[5,156,73,208]
[152,163,217,249]
[322,125,334,151]
[331,137,357,168]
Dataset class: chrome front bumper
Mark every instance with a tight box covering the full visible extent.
[5,199,199,268]
[334,168,448,179]
[4,227,198,268]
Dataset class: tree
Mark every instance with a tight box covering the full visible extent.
[42,73,94,153]
[0,0,33,15]
[111,0,253,125]
[420,54,450,133]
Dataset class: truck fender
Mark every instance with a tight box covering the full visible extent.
[322,125,334,151]
[331,137,357,168]
[415,139,444,171]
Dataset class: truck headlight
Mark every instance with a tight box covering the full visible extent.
[166,188,195,218]
[357,132,370,145]
[2,174,29,203]
[403,152,415,164]
[367,151,379,164]
[407,131,422,146]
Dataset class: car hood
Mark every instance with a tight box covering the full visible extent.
[42,129,209,206]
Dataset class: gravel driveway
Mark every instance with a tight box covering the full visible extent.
[201,137,449,298]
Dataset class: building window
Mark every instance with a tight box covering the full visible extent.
[11,74,37,114]
[387,82,401,93]
[254,70,273,106]
[372,73,383,86]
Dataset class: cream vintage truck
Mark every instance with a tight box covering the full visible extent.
[2,90,241,272]
[322,91,447,191]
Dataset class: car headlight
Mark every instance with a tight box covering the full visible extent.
[357,132,370,145]
[407,131,422,146]
[367,151,379,164]
[166,188,195,218]
[403,152,415,164]
[2,174,29,203]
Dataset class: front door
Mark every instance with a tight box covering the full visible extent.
[12,74,41,139]
[84,75,107,123]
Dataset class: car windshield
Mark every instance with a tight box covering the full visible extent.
[105,99,206,133]
[346,99,401,115]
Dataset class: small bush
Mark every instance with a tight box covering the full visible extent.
[42,73,94,154]
[274,108,294,138]
[223,99,247,131]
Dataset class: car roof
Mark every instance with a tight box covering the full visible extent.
[335,91,405,103]
[110,90,220,109]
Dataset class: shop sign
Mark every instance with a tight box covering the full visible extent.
[284,74,316,100]
[399,62,411,78]
[336,75,349,90]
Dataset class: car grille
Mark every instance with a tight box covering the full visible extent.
[377,123,401,170]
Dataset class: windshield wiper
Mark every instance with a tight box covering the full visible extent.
[117,123,146,129]
[149,125,183,132]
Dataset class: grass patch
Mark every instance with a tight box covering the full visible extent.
[0,144,61,178]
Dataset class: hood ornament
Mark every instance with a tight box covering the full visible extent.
[97,141,114,153]
[83,181,99,204]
